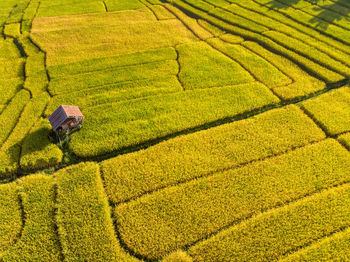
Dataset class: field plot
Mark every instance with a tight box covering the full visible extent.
[0,0,350,261]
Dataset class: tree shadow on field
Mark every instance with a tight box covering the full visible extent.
[265,0,350,31]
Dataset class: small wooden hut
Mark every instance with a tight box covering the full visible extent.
[48,105,84,135]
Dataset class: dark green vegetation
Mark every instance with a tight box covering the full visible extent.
[0,0,349,261]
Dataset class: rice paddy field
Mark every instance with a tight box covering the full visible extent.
[0,0,350,261]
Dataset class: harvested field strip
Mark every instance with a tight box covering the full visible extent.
[69,82,279,157]
[47,47,177,78]
[0,90,30,147]
[102,105,325,204]
[188,182,350,262]
[0,175,63,261]
[281,227,350,261]
[301,87,350,136]
[20,119,63,172]
[0,93,50,177]
[165,0,344,83]
[48,60,179,95]
[206,38,292,88]
[115,139,350,259]
[46,76,183,114]
[0,183,22,255]
[176,41,253,90]
[55,162,138,262]
[241,41,325,99]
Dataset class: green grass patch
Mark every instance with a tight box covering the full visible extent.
[20,119,63,171]
[102,105,325,204]
[69,82,279,157]
[302,87,350,136]
[177,41,253,89]
[0,183,22,255]
[55,162,138,262]
[115,139,350,259]
[189,182,350,261]
[48,59,179,95]
[0,175,62,261]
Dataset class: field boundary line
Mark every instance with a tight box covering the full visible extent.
[112,138,329,206]
[215,2,350,68]
[181,181,350,253]
[6,78,349,183]
[165,0,346,82]
[281,225,350,260]
[52,182,66,262]
[255,0,350,47]
[177,0,349,79]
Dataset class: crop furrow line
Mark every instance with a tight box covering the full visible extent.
[205,40,284,100]
[299,105,331,137]
[163,0,345,82]
[14,193,25,248]
[176,0,349,79]
[241,41,297,85]
[162,3,207,39]
[111,202,153,262]
[174,46,185,91]
[50,58,177,80]
[27,36,53,97]
[281,225,350,260]
[52,183,66,262]
[102,1,108,12]
[256,0,350,46]
[140,0,160,21]
[181,181,350,252]
[8,78,349,183]
[303,2,350,18]
[235,0,350,55]
[291,3,350,31]
[216,2,350,69]
[111,139,328,206]
[20,0,33,34]
[0,102,28,150]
